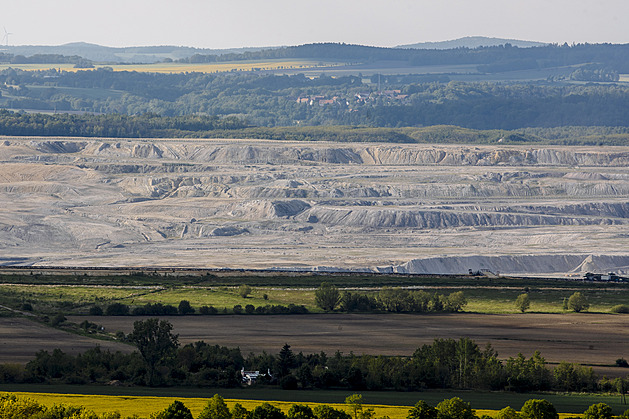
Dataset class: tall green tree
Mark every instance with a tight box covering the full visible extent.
[435,397,476,419]
[515,294,530,313]
[315,282,341,311]
[567,292,589,312]
[520,400,557,419]
[128,318,179,386]
[198,394,231,419]
[277,343,296,377]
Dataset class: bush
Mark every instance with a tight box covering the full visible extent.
[233,305,243,314]
[520,399,558,419]
[89,306,103,315]
[251,403,286,419]
[408,401,438,419]
[583,403,612,419]
[280,375,299,390]
[132,303,177,316]
[21,303,33,311]
[178,300,195,315]
[152,400,193,419]
[239,284,252,298]
[50,313,66,326]
[199,305,218,315]
[106,303,129,316]
[567,292,589,312]
[515,293,530,313]
[616,358,629,368]
[288,405,315,419]
[611,304,629,313]
[436,397,475,419]
[495,407,520,419]
[198,394,231,419]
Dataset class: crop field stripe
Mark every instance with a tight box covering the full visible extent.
[5,392,414,419]
[3,387,627,416]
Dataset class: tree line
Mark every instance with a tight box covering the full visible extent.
[1,319,626,394]
[1,390,628,419]
[179,42,629,73]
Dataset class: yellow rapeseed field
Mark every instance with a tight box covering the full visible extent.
[5,392,577,419]
[0,60,344,74]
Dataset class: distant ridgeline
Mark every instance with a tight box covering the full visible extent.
[178,42,629,72]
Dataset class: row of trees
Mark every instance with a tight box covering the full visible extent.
[315,283,467,313]
[3,319,625,394]
[96,301,309,316]
[3,392,628,419]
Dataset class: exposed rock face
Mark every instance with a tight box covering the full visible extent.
[0,137,628,274]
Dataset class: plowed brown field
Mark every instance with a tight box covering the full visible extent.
[67,313,629,376]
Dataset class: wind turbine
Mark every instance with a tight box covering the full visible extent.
[2,27,13,46]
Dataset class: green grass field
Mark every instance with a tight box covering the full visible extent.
[1,278,628,316]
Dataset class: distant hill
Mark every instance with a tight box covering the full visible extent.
[397,36,548,49]
[0,43,279,64]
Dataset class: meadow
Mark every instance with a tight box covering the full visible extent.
[1,274,628,315]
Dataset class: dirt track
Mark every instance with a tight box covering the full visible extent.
[68,313,629,375]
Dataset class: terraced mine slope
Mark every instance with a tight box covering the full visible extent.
[1,137,628,275]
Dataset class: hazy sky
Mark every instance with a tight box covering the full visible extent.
[3,0,629,48]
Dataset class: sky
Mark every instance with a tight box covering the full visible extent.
[3,0,629,49]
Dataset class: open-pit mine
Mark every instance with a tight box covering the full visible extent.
[1,137,629,275]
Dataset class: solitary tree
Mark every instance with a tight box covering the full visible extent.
[128,318,179,386]
[567,292,589,312]
[515,293,531,313]
[315,282,341,311]
[239,284,252,298]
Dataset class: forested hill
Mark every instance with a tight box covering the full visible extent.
[3,68,629,131]
[182,42,629,72]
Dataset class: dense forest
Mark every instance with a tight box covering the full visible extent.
[178,42,629,73]
[2,68,629,132]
